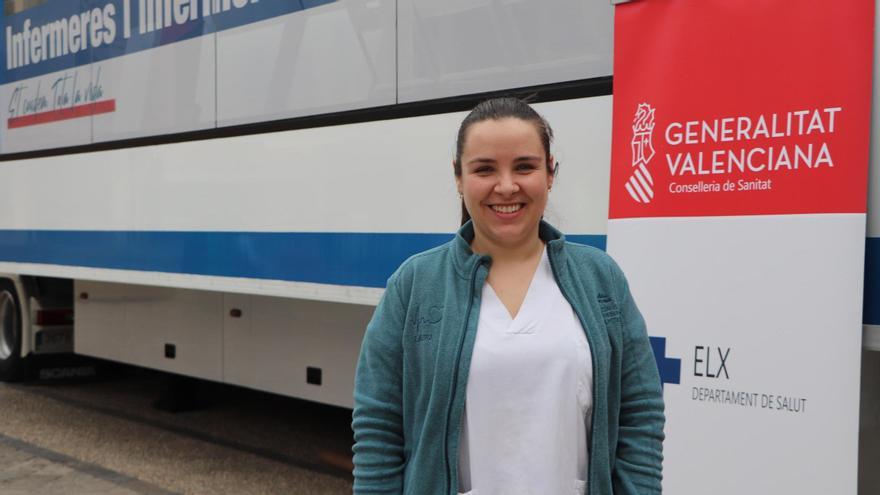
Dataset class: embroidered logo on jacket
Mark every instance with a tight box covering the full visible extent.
[410,305,443,342]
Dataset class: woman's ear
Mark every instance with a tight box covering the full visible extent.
[548,155,557,190]
[453,160,462,195]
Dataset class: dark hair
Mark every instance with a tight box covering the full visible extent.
[453,97,554,225]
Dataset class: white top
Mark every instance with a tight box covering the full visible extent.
[458,248,593,495]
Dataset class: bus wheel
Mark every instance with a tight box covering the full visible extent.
[0,280,23,382]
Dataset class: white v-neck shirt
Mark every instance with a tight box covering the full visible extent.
[458,248,593,495]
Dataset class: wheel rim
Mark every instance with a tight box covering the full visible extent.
[0,291,17,361]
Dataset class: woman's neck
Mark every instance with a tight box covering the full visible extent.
[470,230,545,265]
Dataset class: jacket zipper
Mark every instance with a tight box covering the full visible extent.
[547,246,598,495]
[444,260,482,495]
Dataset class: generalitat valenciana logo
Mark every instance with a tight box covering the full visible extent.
[627,103,656,203]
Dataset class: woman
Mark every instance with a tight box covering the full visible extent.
[352,98,664,494]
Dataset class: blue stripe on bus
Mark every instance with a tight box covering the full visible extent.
[864,238,880,325]
[6,228,877,323]
[2,0,336,84]
[0,230,607,288]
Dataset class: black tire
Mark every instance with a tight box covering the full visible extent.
[0,280,24,382]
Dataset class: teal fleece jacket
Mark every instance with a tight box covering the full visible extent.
[352,221,665,494]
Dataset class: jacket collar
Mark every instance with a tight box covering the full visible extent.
[451,220,567,278]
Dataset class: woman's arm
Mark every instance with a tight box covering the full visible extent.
[352,274,407,494]
[611,262,666,494]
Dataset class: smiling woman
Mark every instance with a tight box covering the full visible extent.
[456,113,552,258]
[453,98,555,223]
[352,97,665,495]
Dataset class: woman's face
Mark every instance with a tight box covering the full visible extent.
[456,117,554,250]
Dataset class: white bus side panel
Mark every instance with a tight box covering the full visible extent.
[217,0,397,127]
[92,35,216,142]
[397,0,613,103]
[0,97,610,233]
[223,293,371,408]
[74,280,369,408]
[0,262,385,305]
[75,280,224,383]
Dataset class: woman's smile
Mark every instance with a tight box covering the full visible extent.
[488,203,525,215]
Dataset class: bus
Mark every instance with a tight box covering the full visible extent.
[0,0,614,408]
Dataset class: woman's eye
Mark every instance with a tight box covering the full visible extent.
[516,163,538,171]
[474,166,493,174]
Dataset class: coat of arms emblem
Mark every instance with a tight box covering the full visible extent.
[627,103,656,203]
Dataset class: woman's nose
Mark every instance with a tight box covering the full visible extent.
[495,173,520,195]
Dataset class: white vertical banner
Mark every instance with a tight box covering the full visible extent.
[608,1,875,493]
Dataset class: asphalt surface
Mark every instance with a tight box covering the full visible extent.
[0,364,354,494]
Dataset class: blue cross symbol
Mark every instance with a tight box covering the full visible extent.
[649,336,681,386]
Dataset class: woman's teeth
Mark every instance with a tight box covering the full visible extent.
[491,204,523,213]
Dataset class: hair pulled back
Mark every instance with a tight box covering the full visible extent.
[453,97,554,225]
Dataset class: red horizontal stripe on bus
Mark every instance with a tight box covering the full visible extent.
[7,100,116,129]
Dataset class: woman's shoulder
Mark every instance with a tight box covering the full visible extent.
[559,240,629,291]
[562,240,618,270]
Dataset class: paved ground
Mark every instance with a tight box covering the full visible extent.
[0,432,172,495]
[0,365,354,494]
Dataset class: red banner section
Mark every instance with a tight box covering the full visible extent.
[7,100,116,129]
[610,0,875,219]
